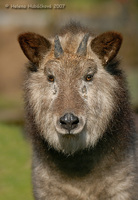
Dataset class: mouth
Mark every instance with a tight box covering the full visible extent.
[62,133,76,138]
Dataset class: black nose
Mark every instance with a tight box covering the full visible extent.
[60,113,79,131]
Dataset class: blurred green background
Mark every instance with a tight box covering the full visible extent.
[0,0,138,199]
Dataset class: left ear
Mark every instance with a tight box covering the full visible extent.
[91,32,123,66]
[18,32,51,64]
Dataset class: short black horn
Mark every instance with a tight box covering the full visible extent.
[54,35,64,58]
[76,33,89,56]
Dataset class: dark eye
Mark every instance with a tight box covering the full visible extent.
[48,75,55,82]
[85,74,93,82]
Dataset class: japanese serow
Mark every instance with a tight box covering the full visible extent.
[18,23,138,200]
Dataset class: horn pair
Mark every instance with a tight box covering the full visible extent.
[54,33,89,58]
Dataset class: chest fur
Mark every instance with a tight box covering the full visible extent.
[32,150,134,200]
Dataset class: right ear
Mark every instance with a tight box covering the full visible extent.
[18,32,51,64]
[91,32,122,66]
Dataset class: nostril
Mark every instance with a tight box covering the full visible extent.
[59,113,79,131]
[71,115,79,125]
[60,117,66,125]
[72,117,79,125]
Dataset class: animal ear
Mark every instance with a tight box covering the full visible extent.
[91,32,122,65]
[18,32,51,64]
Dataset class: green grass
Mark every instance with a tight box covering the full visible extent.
[0,123,33,200]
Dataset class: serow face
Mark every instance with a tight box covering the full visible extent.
[45,59,96,137]
[18,30,122,154]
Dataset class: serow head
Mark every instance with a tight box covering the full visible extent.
[18,28,123,155]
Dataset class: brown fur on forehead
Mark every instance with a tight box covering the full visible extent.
[61,54,82,68]
[45,55,94,77]
[44,52,83,71]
